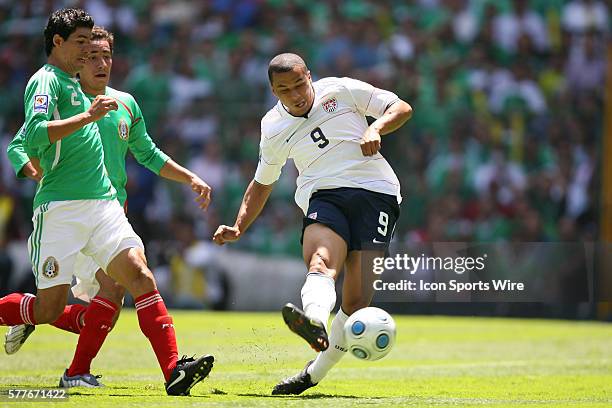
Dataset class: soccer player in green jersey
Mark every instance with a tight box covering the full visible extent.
[5,25,213,388]
[0,9,214,395]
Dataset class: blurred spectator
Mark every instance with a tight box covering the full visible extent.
[562,0,609,34]
[493,0,550,53]
[565,30,607,93]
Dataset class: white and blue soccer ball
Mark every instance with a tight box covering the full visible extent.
[344,307,396,361]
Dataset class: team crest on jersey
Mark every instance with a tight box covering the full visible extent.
[308,212,318,220]
[42,256,59,279]
[118,119,129,140]
[33,94,49,114]
[322,98,337,113]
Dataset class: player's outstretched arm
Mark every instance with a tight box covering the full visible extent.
[212,179,273,245]
[361,99,412,156]
[45,95,118,144]
[7,125,42,181]
[159,159,212,211]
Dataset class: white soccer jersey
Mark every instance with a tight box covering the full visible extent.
[255,76,402,214]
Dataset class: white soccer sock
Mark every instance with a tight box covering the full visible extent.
[300,272,336,331]
[307,308,349,383]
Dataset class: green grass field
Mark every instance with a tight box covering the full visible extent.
[1,311,611,407]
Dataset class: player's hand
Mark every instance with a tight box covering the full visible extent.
[23,161,42,182]
[360,127,381,156]
[87,95,118,122]
[212,225,241,245]
[190,176,212,211]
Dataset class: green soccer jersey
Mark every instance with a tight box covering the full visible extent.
[8,85,169,206]
[86,86,169,205]
[23,64,115,209]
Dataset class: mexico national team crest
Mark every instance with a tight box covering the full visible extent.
[118,119,129,140]
[322,97,337,113]
[42,256,59,279]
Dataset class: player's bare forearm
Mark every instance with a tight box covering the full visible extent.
[370,99,412,135]
[234,179,273,234]
[46,112,97,143]
[360,99,412,156]
[160,159,212,211]
[47,95,118,143]
[212,180,272,245]
[159,159,195,183]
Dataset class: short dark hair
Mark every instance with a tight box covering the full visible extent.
[91,26,114,53]
[267,53,308,84]
[44,8,94,56]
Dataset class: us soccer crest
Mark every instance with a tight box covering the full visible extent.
[42,256,59,279]
[118,119,129,140]
[322,98,337,113]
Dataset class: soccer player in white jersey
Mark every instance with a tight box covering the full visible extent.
[213,53,412,394]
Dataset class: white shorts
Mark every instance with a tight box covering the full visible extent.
[28,199,144,290]
[71,253,102,303]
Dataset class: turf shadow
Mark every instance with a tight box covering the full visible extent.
[68,391,211,399]
[237,392,367,399]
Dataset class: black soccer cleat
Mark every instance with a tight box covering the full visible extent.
[281,303,329,352]
[272,360,317,395]
[165,354,214,396]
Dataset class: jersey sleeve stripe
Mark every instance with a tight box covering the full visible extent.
[384,99,400,111]
[364,88,374,113]
[50,107,61,169]
[114,97,135,122]
[259,155,280,165]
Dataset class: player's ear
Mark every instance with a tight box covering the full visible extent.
[53,34,64,49]
[270,80,278,98]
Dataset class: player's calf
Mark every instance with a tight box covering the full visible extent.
[33,285,71,324]
[341,298,370,316]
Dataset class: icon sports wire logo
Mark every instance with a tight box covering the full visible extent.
[373,253,488,275]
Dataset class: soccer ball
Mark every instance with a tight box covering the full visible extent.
[344,307,396,361]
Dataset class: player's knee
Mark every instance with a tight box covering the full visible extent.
[130,267,155,293]
[96,269,126,308]
[124,250,156,291]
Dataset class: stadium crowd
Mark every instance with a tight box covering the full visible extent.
[0,0,608,305]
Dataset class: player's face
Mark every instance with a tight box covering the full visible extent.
[271,66,314,116]
[55,27,92,73]
[80,40,112,92]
